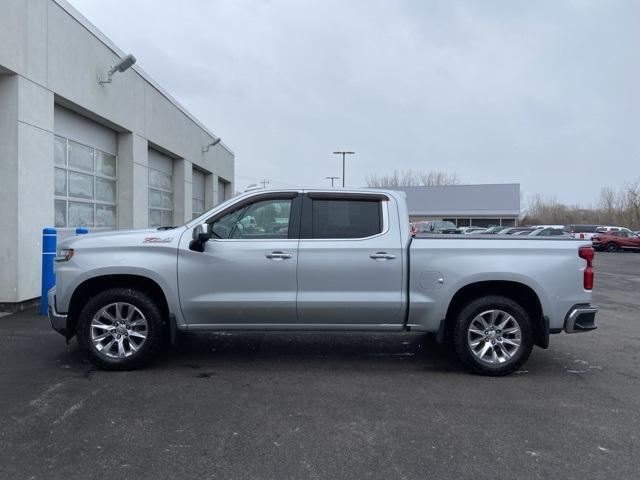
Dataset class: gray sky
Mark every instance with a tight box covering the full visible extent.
[68,0,639,205]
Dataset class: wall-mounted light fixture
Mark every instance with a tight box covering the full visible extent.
[202,137,222,153]
[98,54,137,85]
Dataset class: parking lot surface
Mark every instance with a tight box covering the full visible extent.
[1,252,639,479]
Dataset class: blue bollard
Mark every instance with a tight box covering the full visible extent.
[75,227,88,235]
[40,227,57,315]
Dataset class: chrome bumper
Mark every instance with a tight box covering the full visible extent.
[47,288,68,337]
[564,305,598,333]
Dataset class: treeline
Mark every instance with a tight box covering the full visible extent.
[522,181,640,229]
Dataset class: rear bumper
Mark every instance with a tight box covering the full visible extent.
[564,304,598,333]
[47,288,68,337]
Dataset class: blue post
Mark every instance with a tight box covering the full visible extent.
[40,227,57,315]
[75,227,88,235]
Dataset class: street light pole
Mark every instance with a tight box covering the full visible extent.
[332,151,355,187]
[325,176,340,187]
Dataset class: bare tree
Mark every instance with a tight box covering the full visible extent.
[366,169,460,187]
[520,179,640,229]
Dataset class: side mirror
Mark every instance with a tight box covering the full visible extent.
[189,224,210,252]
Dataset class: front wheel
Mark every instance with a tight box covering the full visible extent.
[452,296,533,376]
[76,287,166,370]
[605,242,619,252]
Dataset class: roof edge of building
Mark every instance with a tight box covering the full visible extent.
[53,0,234,157]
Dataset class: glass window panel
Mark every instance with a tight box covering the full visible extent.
[68,171,94,199]
[68,140,94,172]
[96,150,116,178]
[55,168,67,196]
[149,209,162,227]
[68,202,94,227]
[161,210,173,227]
[96,205,116,228]
[55,200,67,227]
[96,178,116,203]
[162,192,173,209]
[149,189,163,208]
[149,169,172,191]
[54,136,67,166]
[311,199,381,239]
[229,199,292,239]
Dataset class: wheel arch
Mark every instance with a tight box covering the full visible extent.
[444,280,547,348]
[66,274,170,339]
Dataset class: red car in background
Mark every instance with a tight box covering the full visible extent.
[592,231,640,252]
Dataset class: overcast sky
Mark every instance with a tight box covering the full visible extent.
[68,0,638,205]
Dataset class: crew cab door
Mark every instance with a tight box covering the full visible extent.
[296,192,404,327]
[178,192,301,326]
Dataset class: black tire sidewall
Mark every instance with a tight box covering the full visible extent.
[606,242,618,252]
[453,295,534,376]
[76,287,165,370]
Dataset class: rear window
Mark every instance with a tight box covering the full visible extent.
[311,199,382,239]
[572,225,598,233]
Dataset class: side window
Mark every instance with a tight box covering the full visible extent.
[311,199,382,239]
[211,199,292,240]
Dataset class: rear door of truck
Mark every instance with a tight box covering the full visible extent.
[296,192,404,327]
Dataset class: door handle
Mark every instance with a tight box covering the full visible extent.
[266,251,293,260]
[370,252,397,260]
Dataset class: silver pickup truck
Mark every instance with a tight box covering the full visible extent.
[48,188,598,375]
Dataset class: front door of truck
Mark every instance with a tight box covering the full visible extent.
[178,192,301,326]
[296,193,404,326]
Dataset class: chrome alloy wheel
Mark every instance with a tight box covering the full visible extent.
[467,309,522,365]
[90,302,148,359]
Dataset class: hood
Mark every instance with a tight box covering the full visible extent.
[58,227,187,250]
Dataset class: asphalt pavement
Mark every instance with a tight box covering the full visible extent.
[1,252,639,479]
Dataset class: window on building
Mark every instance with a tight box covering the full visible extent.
[311,199,382,239]
[218,178,230,205]
[148,150,174,227]
[192,169,206,219]
[54,135,117,229]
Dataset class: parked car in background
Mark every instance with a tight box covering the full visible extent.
[531,225,566,230]
[480,226,505,234]
[527,228,571,237]
[592,231,640,252]
[459,227,487,234]
[566,225,599,240]
[411,221,460,234]
[595,226,634,235]
[498,227,536,235]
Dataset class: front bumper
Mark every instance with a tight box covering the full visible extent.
[564,304,598,333]
[47,288,68,337]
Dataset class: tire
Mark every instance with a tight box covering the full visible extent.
[452,295,533,376]
[605,242,619,253]
[76,287,166,370]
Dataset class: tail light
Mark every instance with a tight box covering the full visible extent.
[579,246,594,290]
[579,233,585,240]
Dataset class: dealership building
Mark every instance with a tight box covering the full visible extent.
[388,184,520,227]
[0,0,234,308]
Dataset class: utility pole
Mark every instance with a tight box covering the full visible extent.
[325,176,340,187]
[332,151,355,187]
[260,179,270,189]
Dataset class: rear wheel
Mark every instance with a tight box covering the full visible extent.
[605,242,619,252]
[76,287,166,370]
[452,295,533,376]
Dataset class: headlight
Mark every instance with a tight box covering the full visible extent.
[55,248,74,262]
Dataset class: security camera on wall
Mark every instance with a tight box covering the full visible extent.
[98,54,137,85]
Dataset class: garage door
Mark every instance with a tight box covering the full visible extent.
[54,106,118,229]
[148,149,174,227]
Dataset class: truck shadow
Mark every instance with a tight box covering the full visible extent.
[168,331,465,374]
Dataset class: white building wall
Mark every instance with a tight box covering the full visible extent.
[0,0,235,304]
